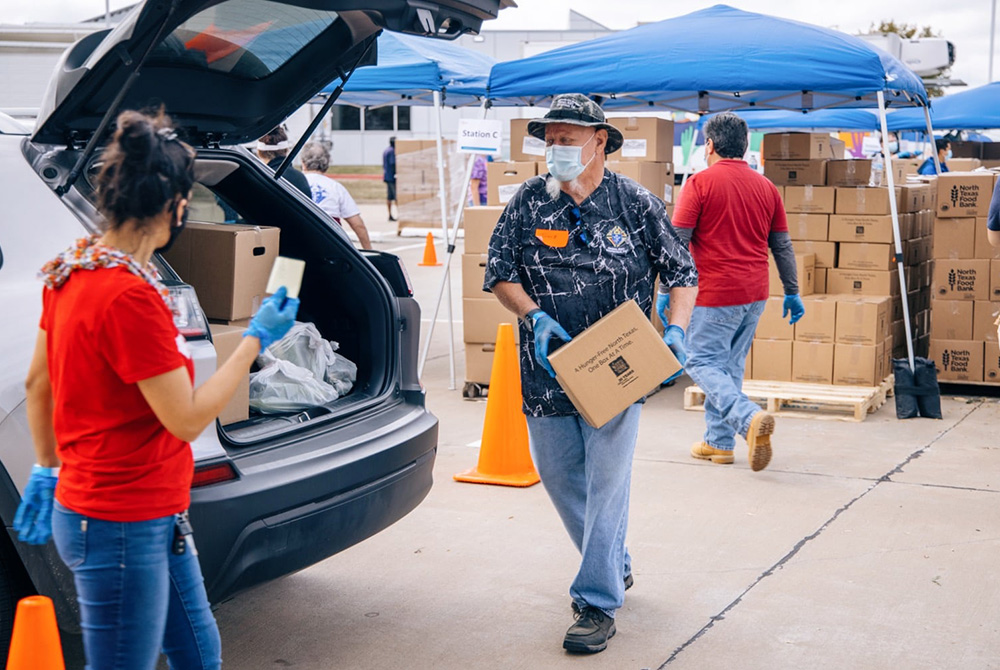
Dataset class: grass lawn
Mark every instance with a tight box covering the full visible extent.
[326,165,386,203]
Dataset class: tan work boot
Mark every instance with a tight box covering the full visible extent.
[690,442,734,464]
[745,412,775,472]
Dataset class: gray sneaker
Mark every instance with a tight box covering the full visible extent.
[563,606,616,654]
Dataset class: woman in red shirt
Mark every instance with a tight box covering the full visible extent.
[13,109,298,670]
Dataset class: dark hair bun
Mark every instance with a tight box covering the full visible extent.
[115,110,156,167]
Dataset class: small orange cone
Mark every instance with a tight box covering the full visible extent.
[455,323,540,487]
[6,595,65,670]
[417,232,441,266]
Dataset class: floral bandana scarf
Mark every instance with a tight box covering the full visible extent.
[39,235,173,309]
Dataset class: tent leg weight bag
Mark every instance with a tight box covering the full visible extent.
[893,358,942,419]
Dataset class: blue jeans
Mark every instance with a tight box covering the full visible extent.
[52,502,222,670]
[526,404,641,617]
[685,302,766,451]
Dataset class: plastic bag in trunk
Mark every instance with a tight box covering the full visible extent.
[250,359,340,413]
[261,322,357,395]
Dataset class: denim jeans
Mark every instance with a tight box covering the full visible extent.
[685,301,767,451]
[526,404,641,617]
[52,502,222,670]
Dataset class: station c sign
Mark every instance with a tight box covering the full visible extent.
[458,119,503,155]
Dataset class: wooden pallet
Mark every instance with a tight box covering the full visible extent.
[683,376,895,423]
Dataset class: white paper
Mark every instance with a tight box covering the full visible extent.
[522,136,546,157]
[266,256,306,299]
[621,139,648,158]
[498,182,523,203]
[457,119,503,155]
[663,185,673,204]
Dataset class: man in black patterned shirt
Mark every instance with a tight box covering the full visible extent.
[484,94,698,654]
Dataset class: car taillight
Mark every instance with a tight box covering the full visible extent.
[396,257,414,297]
[168,284,210,338]
[191,462,238,488]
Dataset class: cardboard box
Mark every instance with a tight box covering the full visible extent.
[974,216,1000,259]
[786,214,829,241]
[814,268,827,294]
[753,339,793,382]
[462,297,518,344]
[932,218,976,259]
[769,253,815,297]
[762,133,840,160]
[973,301,1000,342]
[835,295,890,345]
[607,161,674,204]
[828,214,896,244]
[764,159,828,186]
[464,206,504,254]
[932,259,990,301]
[756,297,794,340]
[465,342,495,385]
[606,117,674,163]
[209,323,250,425]
[826,160,872,187]
[935,172,995,218]
[793,241,837,269]
[992,259,1000,300]
[792,341,834,384]
[985,341,1000,381]
[833,343,880,386]
[548,300,680,428]
[783,185,836,213]
[834,187,901,215]
[930,301,974,341]
[929,339,984,382]
[487,162,537,206]
[837,243,895,271]
[509,118,546,161]
[827,269,899,297]
[796,295,837,343]
[462,253,488,299]
[949,158,983,172]
[163,222,280,321]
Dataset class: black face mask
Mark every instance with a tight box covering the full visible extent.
[156,204,188,254]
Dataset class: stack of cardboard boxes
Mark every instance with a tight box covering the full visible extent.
[748,132,937,386]
[395,139,464,232]
[927,171,999,382]
[462,206,515,386]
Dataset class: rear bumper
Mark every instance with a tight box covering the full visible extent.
[191,402,437,603]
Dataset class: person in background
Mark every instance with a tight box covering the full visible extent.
[13,109,299,670]
[300,142,372,250]
[469,154,489,206]
[383,136,397,221]
[664,111,802,472]
[486,94,698,655]
[917,138,951,175]
[257,125,312,198]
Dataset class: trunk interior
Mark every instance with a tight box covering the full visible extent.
[178,151,398,445]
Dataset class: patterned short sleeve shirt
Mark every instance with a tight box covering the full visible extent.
[484,169,698,417]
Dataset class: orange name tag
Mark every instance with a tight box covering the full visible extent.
[535,228,569,248]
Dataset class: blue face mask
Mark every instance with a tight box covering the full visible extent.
[945,149,953,161]
[546,131,597,182]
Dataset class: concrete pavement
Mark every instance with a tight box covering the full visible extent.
[212,205,1000,669]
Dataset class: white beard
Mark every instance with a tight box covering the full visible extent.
[545,174,585,201]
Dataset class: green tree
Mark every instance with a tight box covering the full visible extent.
[863,21,946,96]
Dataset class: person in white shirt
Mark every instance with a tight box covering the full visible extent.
[300,142,373,250]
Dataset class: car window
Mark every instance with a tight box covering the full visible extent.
[149,0,341,80]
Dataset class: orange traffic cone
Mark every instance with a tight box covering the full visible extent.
[455,323,540,487]
[417,232,441,266]
[6,595,65,670]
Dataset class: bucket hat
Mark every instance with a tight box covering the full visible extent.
[526,93,623,155]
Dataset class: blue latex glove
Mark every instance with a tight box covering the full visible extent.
[783,294,806,325]
[656,291,670,327]
[13,465,58,545]
[662,324,687,384]
[530,310,572,378]
[245,286,300,350]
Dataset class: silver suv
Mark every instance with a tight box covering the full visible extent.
[0,0,507,656]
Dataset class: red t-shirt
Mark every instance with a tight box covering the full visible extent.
[672,160,787,307]
[41,267,195,522]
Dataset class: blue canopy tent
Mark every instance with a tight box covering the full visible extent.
[887,82,1000,131]
[724,108,882,132]
[486,4,932,369]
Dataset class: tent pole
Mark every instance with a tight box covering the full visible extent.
[418,100,491,382]
[923,105,944,175]
[878,91,916,373]
[432,90,457,389]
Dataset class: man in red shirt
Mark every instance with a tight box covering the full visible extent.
[664,112,803,471]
